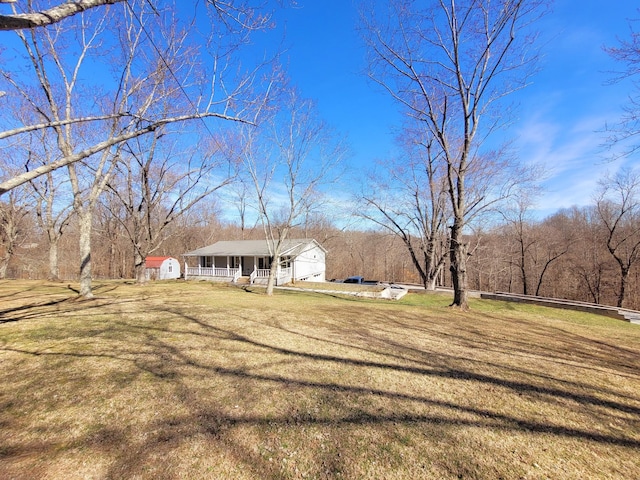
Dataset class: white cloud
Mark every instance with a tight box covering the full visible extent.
[514,108,629,215]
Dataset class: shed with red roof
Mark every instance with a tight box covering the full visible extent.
[144,256,181,280]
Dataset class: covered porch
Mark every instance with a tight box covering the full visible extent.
[184,254,293,285]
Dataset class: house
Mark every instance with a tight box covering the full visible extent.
[144,256,181,280]
[183,238,326,285]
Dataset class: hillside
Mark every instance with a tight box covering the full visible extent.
[1,280,639,479]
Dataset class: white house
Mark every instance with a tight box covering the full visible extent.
[183,239,326,285]
[144,256,181,280]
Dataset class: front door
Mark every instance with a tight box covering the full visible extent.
[242,256,253,276]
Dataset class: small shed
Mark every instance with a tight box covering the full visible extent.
[144,256,181,280]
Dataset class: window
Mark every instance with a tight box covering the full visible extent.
[202,256,213,268]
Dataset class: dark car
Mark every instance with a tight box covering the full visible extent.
[343,275,365,284]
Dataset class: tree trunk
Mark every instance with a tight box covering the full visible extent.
[48,239,60,281]
[0,255,9,279]
[265,256,279,296]
[617,265,629,308]
[78,211,94,298]
[449,223,469,309]
[519,243,529,295]
[134,249,146,284]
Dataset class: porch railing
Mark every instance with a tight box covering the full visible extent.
[250,268,272,284]
[278,267,292,284]
[186,266,240,278]
[185,265,292,285]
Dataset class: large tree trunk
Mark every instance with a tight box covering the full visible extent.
[78,211,94,298]
[426,247,445,291]
[0,237,14,280]
[133,244,146,284]
[449,223,469,309]
[617,264,629,308]
[48,239,60,281]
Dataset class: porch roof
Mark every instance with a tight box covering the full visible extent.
[183,239,325,258]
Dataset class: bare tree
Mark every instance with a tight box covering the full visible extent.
[244,88,346,295]
[107,130,236,284]
[501,195,536,295]
[0,183,32,278]
[532,212,576,297]
[0,0,277,195]
[564,207,612,305]
[0,0,275,31]
[93,187,129,278]
[362,0,545,309]
[29,159,73,281]
[2,0,279,296]
[0,107,73,280]
[499,192,573,297]
[231,179,256,240]
[0,0,125,30]
[595,168,640,308]
[359,132,449,290]
[604,12,640,157]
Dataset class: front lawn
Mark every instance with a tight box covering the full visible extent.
[1,280,638,479]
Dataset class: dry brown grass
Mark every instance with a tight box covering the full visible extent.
[0,279,639,479]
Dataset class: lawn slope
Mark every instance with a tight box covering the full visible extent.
[1,280,639,479]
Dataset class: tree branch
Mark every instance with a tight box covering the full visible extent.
[0,112,248,195]
[0,0,125,31]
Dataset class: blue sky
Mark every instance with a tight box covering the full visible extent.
[271,0,640,217]
[1,1,638,221]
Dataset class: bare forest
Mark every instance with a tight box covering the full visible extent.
[1,195,639,310]
[2,1,640,310]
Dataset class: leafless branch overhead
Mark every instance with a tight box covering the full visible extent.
[0,0,124,30]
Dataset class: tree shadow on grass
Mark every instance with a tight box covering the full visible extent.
[1,292,640,479]
[171,309,640,416]
[3,335,638,479]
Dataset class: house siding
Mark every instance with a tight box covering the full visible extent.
[184,239,326,284]
[293,244,325,282]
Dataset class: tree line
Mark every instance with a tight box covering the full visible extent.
[1,1,640,311]
[3,184,640,311]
